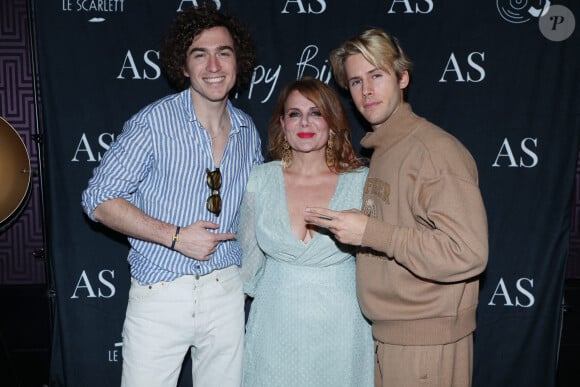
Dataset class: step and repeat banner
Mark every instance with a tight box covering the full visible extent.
[32,1,579,386]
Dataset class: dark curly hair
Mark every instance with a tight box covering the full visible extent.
[268,77,365,174]
[160,3,256,92]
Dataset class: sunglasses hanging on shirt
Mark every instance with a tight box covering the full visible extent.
[206,168,222,216]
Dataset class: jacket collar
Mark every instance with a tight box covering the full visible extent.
[360,103,420,150]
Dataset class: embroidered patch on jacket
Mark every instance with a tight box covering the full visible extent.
[362,178,390,218]
[363,197,377,218]
[364,177,390,204]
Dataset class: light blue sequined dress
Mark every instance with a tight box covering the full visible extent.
[239,161,374,387]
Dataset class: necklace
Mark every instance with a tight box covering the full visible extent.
[211,131,224,140]
[207,113,230,140]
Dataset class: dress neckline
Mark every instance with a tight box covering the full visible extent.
[276,161,343,247]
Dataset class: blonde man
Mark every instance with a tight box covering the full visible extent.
[305,28,488,387]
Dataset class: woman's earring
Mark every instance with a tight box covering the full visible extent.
[281,139,292,168]
[326,133,335,169]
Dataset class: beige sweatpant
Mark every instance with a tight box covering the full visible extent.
[374,334,473,387]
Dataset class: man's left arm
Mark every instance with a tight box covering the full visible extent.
[367,172,489,283]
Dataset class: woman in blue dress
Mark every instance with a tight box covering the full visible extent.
[238,77,374,387]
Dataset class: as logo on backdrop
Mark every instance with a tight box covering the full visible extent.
[177,0,221,11]
[488,277,535,307]
[439,52,486,83]
[117,50,161,80]
[72,132,116,162]
[281,0,327,14]
[71,269,117,299]
[492,137,539,168]
[387,0,433,14]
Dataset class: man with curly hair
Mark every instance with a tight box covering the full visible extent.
[81,4,263,386]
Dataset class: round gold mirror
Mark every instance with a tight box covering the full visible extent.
[0,116,31,224]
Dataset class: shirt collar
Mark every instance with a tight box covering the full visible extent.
[178,89,242,135]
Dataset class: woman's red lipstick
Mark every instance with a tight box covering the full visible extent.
[297,132,315,138]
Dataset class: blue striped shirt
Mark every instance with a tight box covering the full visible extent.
[81,89,263,285]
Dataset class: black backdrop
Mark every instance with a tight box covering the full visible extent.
[32,1,580,386]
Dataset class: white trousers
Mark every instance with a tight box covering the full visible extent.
[120,266,244,387]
